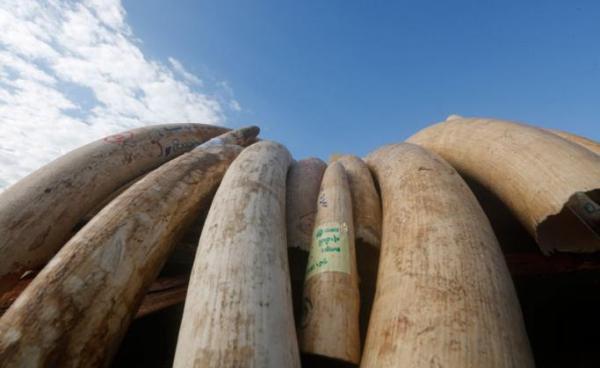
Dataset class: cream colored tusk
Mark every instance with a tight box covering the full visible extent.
[0,123,229,293]
[408,117,600,254]
[173,140,300,368]
[300,161,361,365]
[285,157,327,328]
[0,139,247,367]
[361,143,534,368]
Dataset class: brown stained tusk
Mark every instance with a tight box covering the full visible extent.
[408,116,600,254]
[330,154,382,347]
[200,125,260,147]
[331,155,382,248]
[286,157,327,328]
[0,277,189,316]
[362,143,534,368]
[547,129,600,155]
[173,141,300,368]
[1,275,189,320]
[82,126,260,230]
[299,161,361,364]
[0,138,249,367]
[286,158,328,253]
[68,126,262,280]
[80,172,149,225]
[7,252,600,320]
[0,123,229,294]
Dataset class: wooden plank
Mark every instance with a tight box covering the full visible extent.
[505,252,600,276]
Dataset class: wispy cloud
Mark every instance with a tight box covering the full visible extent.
[169,57,202,85]
[0,0,235,189]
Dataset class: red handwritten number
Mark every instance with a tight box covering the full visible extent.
[103,132,134,144]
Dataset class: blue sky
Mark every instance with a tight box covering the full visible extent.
[0,1,598,188]
[124,0,600,159]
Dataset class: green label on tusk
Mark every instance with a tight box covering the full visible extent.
[305,222,351,280]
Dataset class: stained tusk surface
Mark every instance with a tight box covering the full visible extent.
[548,129,600,155]
[332,154,382,347]
[408,117,600,254]
[0,123,228,293]
[173,140,300,368]
[300,161,361,365]
[362,143,534,368]
[286,157,327,327]
[0,129,252,366]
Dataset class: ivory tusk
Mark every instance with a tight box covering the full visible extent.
[361,143,534,367]
[331,154,382,347]
[80,126,260,228]
[173,141,300,368]
[332,155,382,248]
[0,127,256,367]
[548,129,600,155]
[0,123,228,293]
[300,161,361,365]
[285,157,327,327]
[408,116,600,254]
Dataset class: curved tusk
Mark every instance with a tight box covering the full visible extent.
[285,157,327,328]
[0,129,252,366]
[286,158,328,253]
[331,154,381,346]
[300,161,361,365]
[173,140,300,368]
[547,128,600,155]
[0,123,229,293]
[333,155,381,248]
[362,143,534,367]
[79,125,261,271]
[408,117,600,254]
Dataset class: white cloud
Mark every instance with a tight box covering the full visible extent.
[229,99,242,111]
[169,57,202,85]
[0,0,231,190]
[218,80,242,113]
